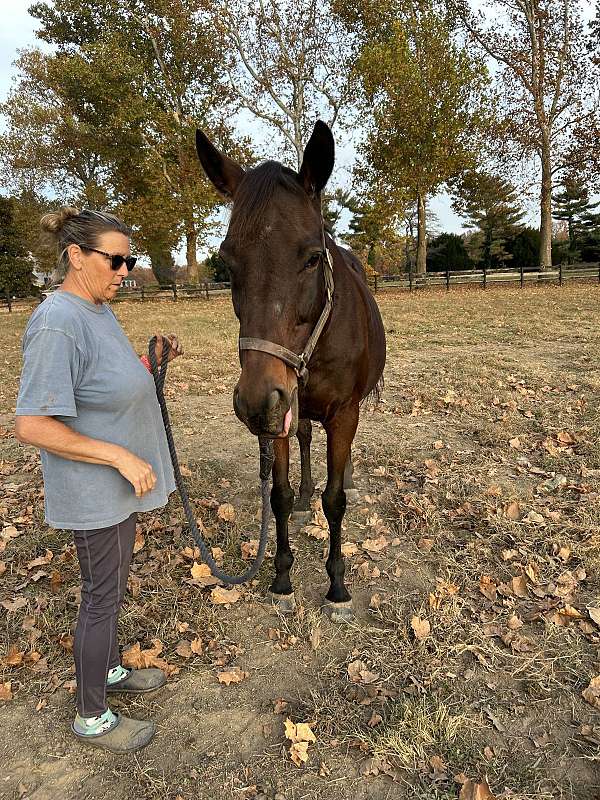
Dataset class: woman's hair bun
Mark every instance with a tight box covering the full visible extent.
[40,206,81,236]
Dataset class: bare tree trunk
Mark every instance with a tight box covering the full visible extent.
[416,192,427,276]
[186,220,199,283]
[539,138,553,270]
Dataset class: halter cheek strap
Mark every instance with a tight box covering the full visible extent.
[238,216,334,386]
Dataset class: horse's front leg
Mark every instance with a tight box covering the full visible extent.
[322,403,359,622]
[268,436,296,612]
[295,418,315,512]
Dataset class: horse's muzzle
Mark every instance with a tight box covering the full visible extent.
[233,385,298,439]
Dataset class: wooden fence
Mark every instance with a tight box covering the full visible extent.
[367,261,600,293]
[2,263,599,311]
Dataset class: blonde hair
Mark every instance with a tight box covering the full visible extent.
[40,207,132,284]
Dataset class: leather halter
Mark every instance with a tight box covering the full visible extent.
[238,215,334,386]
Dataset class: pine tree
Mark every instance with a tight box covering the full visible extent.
[553,178,599,263]
[451,171,524,269]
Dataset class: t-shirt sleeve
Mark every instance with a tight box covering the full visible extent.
[16,328,82,417]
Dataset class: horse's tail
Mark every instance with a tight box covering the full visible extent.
[362,374,384,407]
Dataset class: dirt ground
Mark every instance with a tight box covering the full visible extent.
[1,285,600,800]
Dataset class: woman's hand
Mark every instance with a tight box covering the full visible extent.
[112,447,157,497]
[154,333,184,364]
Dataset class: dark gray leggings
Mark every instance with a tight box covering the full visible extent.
[73,513,137,717]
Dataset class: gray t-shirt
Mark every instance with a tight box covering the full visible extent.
[16,291,176,530]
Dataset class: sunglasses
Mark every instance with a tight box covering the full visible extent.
[80,245,137,272]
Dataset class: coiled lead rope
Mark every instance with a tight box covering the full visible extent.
[148,336,273,585]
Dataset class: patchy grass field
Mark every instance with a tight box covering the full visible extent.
[1,285,600,800]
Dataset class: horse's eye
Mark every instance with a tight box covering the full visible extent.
[304,253,322,270]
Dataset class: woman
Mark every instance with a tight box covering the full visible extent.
[15,207,182,753]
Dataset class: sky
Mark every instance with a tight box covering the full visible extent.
[0,0,542,257]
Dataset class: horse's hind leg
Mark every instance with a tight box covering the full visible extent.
[295,418,315,511]
[268,437,296,612]
[322,404,359,622]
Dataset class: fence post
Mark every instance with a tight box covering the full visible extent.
[204,281,209,300]
[5,288,12,313]
[374,274,378,294]
[483,264,487,290]
[559,262,563,286]
[172,282,178,301]
[446,264,450,291]
[141,286,145,302]
[520,263,524,289]
[409,267,413,293]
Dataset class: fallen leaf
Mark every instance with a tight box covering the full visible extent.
[587,607,600,627]
[368,712,383,727]
[1,597,28,613]
[417,537,434,551]
[241,539,259,560]
[176,640,193,658]
[210,587,241,605]
[189,561,219,588]
[411,615,431,641]
[524,510,545,525]
[217,503,235,522]
[512,575,529,598]
[49,570,63,592]
[0,682,13,701]
[190,638,202,655]
[4,646,24,667]
[122,638,172,673]
[582,676,600,709]
[504,501,521,521]
[459,777,497,800]
[284,717,317,765]
[361,535,389,553]
[217,666,248,685]
[341,542,359,556]
[133,529,145,554]
[557,431,576,445]
[347,660,380,684]
[479,575,497,602]
[26,549,53,569]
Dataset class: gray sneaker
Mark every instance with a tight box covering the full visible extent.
[72,713,156,753]
[106,667,166,694]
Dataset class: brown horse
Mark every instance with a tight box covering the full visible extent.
[195,121,386,620]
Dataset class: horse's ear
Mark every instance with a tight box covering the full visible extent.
[299,120,335,197]
[195,130,245,200]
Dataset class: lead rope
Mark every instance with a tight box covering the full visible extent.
[148,336,273,585]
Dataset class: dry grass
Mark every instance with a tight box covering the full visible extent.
[1,285,600,799]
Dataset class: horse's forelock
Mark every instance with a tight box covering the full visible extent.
[228,161,305,244]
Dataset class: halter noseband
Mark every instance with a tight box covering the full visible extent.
[238,215,334,386]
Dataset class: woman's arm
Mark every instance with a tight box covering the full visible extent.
[15,416,157,497]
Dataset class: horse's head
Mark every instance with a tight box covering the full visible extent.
[196,121,335,439]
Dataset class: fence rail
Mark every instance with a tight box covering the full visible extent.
[2,263,600,311]
[368,262,600,292]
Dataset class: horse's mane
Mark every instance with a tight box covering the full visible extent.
[228,161,305,244]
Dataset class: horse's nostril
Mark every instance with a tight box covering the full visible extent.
[267,389,280,411]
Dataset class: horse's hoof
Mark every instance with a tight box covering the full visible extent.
[345,489,360,503]
[322,600,354,623]
[268,591,296,614]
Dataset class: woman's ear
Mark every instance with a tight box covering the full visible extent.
[67,244,84,271]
